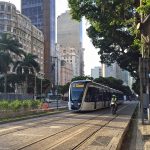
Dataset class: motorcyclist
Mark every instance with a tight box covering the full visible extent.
[110,95,118,111]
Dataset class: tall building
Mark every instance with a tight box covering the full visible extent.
[91,66,102,79]
[57,11,84,76]
[60,47,79,77]
[0,1,44,74]
[21,0,56,84]
[60,61,73,85]
[102,63,130,86]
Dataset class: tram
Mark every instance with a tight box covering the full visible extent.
[68,80,124,111]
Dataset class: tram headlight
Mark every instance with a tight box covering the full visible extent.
[78,103,81,106]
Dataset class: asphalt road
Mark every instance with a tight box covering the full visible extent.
[0,101,137,150]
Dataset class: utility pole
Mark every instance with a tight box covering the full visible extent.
[138,0,150,124]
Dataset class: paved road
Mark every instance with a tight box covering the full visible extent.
[0,101,137,150]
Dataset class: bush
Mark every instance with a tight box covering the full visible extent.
[9,100,22,112]
[0,100,9,111]
[22,100,31,110]
[30,100,41,109]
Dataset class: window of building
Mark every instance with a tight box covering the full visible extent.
[0,13,4,18]
[0,25,4,31]
[7,26,11,32]
[6,14,11,19]
[7,5,11,12]
[0,5,4,11]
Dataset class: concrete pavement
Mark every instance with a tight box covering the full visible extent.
[136,106,150,150]
[0,101,140,150]
[80,101,138,150]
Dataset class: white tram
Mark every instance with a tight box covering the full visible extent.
[68,80,124,111]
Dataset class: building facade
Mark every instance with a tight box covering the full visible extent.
[0,1,44,74]
[91,66,102,79]
[21,0,56,84]
[57,11,84,76]
[60,47,79,77]
[102,63,130,86]
[60,61,73,85]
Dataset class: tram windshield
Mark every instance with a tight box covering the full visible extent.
[71,82,85,102]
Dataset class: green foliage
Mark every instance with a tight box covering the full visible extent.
[68,0,142,79]
[94,76,132,96]
[71,76,93,82]
[9,100,22,112]
[0,100,9,110]
[137,0,150,15]
[22,100,32,110]
[30,100,41,109]
[59,82,70,95]
[0,99,42,112]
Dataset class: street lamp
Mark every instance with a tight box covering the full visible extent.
[38,72,45,99]
[52,56,59,109]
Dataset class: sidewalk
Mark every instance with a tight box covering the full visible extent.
[136,108,150,150]
[77,102,138,150]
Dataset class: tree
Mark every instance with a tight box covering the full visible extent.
[71,76,93,82]
[68,0,142,79]
[59,82,70,99]
[0,33,23,93]
[94,76,132,96]
[13,53,40,94]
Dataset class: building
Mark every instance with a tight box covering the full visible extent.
[91,66,102,79]
[57,11,84,76]
[21,0,56,84]
[102,63,130,86]
[0,1,44,74]
[60,47,79,77]
[60,61,73,85]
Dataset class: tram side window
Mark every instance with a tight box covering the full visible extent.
[103,92,108,101]
[98,90,103,101]
[85,87,98,102]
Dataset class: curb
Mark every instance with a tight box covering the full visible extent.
[116,104,138,150]
[0,107,68,124]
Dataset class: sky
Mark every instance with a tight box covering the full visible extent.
[2,0,101,76]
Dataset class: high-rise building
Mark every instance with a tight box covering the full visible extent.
[57,11,84,76]
[91,67,102,79]
[102,63,130,86]
[21,0,56,84]
[0,1,44,74]
[60,47,79,77]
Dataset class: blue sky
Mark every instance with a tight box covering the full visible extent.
[2,0,100,75]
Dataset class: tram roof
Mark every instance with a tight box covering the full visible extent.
[71,80,123,94]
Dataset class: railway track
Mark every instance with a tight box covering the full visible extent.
[0,103,131,150]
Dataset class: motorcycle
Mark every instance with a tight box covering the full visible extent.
[110,101,117,115]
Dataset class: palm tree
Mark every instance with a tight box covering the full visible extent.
[0,33,24,93]
[13,53,40,94]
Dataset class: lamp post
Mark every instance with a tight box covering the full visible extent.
[52,56,59,109]
[38,72,44,99]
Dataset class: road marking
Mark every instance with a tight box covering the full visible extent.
[0,126,22,132]
[49,126,61,129]
[14,133,43,137]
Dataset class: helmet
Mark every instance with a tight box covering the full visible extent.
[112,95,116,97]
